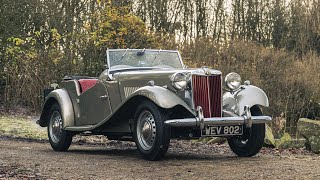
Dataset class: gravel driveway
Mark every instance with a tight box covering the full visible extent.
[0,136,320,179]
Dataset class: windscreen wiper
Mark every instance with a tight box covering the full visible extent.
[152,49,161,64]
[117,49,129,62]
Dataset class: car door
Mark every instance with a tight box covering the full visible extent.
[77,80,112,126]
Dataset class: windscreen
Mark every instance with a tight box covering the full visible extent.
[108,49,183,70]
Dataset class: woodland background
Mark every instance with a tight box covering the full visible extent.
[0,0,320,134]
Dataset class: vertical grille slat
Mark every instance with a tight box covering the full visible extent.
[192,74,222,118]
[209,75,222,117]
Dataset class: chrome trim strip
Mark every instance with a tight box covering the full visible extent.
[65,125,94,131]
[164,116,272,127]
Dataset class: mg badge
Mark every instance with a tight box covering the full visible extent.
[202,66,211,75]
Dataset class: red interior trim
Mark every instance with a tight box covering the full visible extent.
[78,79,98,93]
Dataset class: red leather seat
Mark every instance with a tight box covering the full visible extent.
[78,79,98,93]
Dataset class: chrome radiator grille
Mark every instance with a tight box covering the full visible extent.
[192,74,222,118]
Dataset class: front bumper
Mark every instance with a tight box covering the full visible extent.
[164,106,272,129]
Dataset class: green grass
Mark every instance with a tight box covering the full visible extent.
[0,116,47,140]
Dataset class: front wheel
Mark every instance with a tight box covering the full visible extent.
[48,103,73,151]
[227,106,265,157]
[133,100,170,161]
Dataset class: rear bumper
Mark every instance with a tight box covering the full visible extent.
[164,106,272,129]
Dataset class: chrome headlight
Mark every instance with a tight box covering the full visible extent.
[170,72,187,91]
[225,72,241,90]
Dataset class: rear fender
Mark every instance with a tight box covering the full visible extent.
[223,85,269,115]
[38,89,75,128]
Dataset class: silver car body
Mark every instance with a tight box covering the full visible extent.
[38,49,271,138]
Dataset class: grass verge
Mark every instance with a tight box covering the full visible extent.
[0,116,47,140]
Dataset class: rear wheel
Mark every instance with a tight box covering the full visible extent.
[227,106,265,157]
[133,100,170,161]
[48,103,73,151]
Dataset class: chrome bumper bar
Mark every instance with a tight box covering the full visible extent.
[164,106,272,129]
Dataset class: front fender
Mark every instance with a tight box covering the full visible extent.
[223,85,269,115]
[38,89,75,128]
[128,86,195,116]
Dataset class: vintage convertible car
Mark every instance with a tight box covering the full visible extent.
[38,49,272,160]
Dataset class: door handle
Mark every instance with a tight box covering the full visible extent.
[99,95,108,100]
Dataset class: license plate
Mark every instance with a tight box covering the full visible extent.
[201,125,243,137]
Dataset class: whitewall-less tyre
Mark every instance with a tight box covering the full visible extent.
[48,103,73,151]
[133,100,171,161]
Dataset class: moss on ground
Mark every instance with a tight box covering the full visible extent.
[0,116,47,140]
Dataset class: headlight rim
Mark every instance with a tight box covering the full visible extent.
[170,72,188,91]
[225,72,242,91]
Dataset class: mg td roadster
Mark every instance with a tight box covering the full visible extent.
[38,49,272,160]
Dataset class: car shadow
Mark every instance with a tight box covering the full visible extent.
[65,147,245,162]
[67,148,138,158]
[166,152,265,162]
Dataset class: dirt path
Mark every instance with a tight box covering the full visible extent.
[0,136,320,179]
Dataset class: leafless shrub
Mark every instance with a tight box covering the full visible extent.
[178,39,320,134]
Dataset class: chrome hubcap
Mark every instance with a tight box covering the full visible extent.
[49,111,62,143]
[137,110,156,151]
